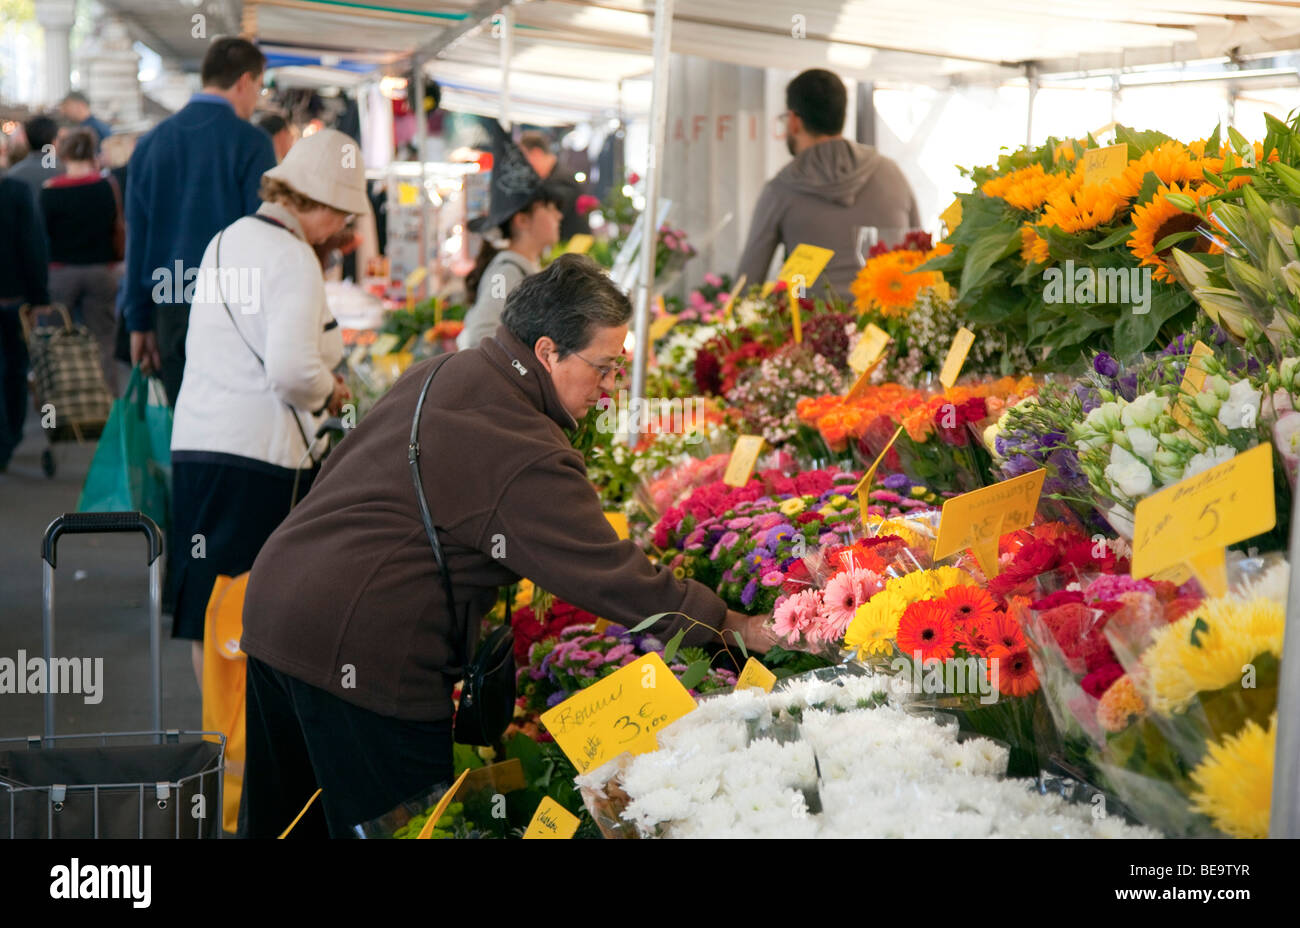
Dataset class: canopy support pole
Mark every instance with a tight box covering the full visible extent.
[627,0,674,446]
[414,54,429,298]
[499,5,514,130]
[1025,62,1038,149]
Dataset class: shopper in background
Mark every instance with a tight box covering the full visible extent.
[40,129,125,395]
[238,254,778,837]
[119,36,278,407]
[6,115,63,202]
[168,128,358,687]
[736,68,921,299]
[0,177,50,472]
[60,91,113,147]
[256,112,295,162]
[519,130,589,240]
[457,130,562,350]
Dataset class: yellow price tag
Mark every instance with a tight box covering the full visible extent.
[723,435,765,487]
[722,274,747,320]
[416,768,471,839]
[1172,340,1215,430]
[604,511,630,540]
[648,313,679,342]
[1131,443,1275,583]
[849,323,891,375]
[565,234,594,255]
[461,758,527,795]
[373,351,413,379]
[593,617,614,634]
[522,796,581,839]
[369,333,403,358]
[934,469,1046,578]
[761,243,835,298]
[735,657,777,693]
[397,182,420,206]
[853,425,904,524]
[939,326,976,389]
[939,198,962,233]
[404,266,427,292]
[540,652,697,775]
[1081,143,1128,186]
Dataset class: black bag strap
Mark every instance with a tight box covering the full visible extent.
[410,360,460,624]
[214,228,314,457]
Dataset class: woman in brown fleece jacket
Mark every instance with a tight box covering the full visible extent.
[238,254,776,836]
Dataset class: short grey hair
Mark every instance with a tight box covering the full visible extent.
[501,254,632,357]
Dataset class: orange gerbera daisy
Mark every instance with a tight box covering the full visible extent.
[987,645,1040,697]
[977,610,1027,656]
[1019,222,1051,264]
[895,600,956,661]
[1129,182,1217,283]
[852,252,924,317]
[939,584,1000,630]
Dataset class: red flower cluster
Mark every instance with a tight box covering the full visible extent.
[866,230,934,259]
[512,600,600,664]
[988,526,1130,599]
[932,397,988,447]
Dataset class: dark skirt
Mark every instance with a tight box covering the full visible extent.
[168,451,315,640]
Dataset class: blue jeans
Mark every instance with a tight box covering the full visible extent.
[0,302,28,468]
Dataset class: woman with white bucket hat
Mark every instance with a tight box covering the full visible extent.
[168,127,367,684]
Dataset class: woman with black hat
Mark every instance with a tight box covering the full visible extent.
[457,129,563,350]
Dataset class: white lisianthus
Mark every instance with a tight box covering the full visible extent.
[1105,444,1154,498]
[1218,379,1262,430]
[1120,391,1167,429]
[1124,426,1159,460]
[1205,374,1231,401]
[1181,444,1237,480]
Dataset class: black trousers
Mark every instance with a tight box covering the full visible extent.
[0,303,28,469]
[239,656,454,838]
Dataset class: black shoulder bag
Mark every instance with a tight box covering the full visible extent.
[409,360,516,747]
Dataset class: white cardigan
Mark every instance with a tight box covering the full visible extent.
[171,202,343,471]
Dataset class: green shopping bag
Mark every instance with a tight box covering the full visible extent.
[76,366,173,532]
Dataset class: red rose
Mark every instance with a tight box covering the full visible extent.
[1081,662,1125,699]
[1030,590,1085,611]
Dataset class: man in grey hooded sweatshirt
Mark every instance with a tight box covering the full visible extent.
[737,69,920,301]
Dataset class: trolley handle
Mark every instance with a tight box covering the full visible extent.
[42,512,164,569]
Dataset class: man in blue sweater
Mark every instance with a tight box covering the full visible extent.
[120,37,277,405]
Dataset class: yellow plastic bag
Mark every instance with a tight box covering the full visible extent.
[203,573,249,835]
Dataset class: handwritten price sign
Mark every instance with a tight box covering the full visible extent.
[934,469,1046,578]
[540,652,697,774]
[1131,443,1275,592]
[522,796,581,839]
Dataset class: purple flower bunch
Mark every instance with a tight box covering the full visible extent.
[516,623,736,715]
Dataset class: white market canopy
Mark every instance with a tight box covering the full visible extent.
[104,1,1300,118]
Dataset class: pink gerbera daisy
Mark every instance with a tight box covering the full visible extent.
[819,568,884,641]
[773,589,822,641]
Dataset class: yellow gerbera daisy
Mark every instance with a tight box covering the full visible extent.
[887,570,940,604]
[930,565,978,593]
[1189,713,1276,838]
[1140,594,1284,716]
[1128,182,1218,284]
[845,593,905,656]
[1019,222,1051,264]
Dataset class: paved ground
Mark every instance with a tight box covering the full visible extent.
[0,415,202,741]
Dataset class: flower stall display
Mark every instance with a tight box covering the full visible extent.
[575,670,1161,838]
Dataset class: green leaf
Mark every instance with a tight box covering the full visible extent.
[1206,123,1221,161]
[1154,229,1200,253]
[1227,126,1250,156]
[677,660,709,691]
[1087,223,1138,251]
[961,223,1021,291]
[1163,192,1199,213]
[732,629,748,659]
[662,627,687,664]
[1112,286,1193,356]
[627,613,669,633]
[1116,125,1173,158]
[1202,168,1225,190]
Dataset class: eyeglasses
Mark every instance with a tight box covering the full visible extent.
[572,351,627,379]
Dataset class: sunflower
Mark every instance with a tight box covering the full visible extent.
[895,600,956,661]
[1040,179,1125,235]
[1106,141,1200,201]
[1140,594,1284,716]
[982,164,1077,212]
[1019,222,1051,265]
[986,644,1039,696]
[1189,713,1275,838]
[1128,182,1219,283]
[844,588,907,655]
